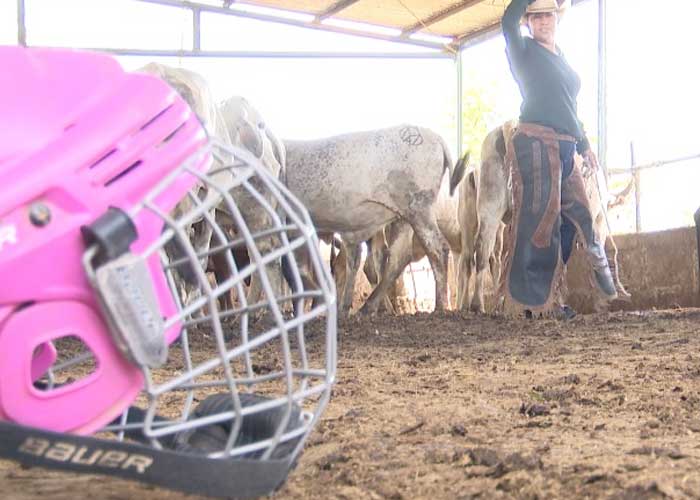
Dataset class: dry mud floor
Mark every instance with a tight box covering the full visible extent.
[4,308,700,499]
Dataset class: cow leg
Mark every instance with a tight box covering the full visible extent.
[363,236,380,285]
[338,240,362,316]
[244,244,279,305]
[208,211,238,314]
[309,236,338,310]
[470,151,509,314]
[242,210,286,313]
[471,214,503,314]
[210,244,234,312]
[332,242,347,306]
[456,246,475,311]
[221,183,286,315]
[456,252,473,311]
[360,222,414,315]
[281,250,322,316]
[362,251,413,315]
[385,279,404,315]
[407,213,450,312]
[490,223,505,285]
[169,216,215,318]
[192,218,214,268]
[328,233,339,278]
[364,229,396,313]
[456,208,478,312]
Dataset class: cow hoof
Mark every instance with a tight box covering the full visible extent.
[617,291,633,303]
[434,301,449,312]
[358,305,378,316]
[469,303,485,314]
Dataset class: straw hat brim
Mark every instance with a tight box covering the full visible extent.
[520,1,569,25]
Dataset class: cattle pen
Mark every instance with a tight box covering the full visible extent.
[3,1,700,499]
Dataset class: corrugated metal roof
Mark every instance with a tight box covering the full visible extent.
[137,0,586,54]
[225,0,511,50]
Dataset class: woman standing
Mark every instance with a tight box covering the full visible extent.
[499,0,617,318]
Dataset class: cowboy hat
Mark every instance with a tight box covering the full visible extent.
[521,0,569,24]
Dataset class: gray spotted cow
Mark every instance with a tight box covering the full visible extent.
[285,125,469,316]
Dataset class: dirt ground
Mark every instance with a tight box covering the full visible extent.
[4,308,700,499]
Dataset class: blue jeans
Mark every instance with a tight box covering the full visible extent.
[559,140,576,264]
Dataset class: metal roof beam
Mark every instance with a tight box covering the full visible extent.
[80,48,453,59]
[453,20,500,50]
[314,0,361,23]
[17,0,26,46]
[133,0,449,52]
[401,0,481,37]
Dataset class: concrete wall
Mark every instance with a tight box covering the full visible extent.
[566,226,700,313]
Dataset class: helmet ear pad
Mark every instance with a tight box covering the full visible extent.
[0,301,143,434]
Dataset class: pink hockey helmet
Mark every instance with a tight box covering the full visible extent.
[0,46,336,498]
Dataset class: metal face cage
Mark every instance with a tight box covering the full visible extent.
[8,139,337,499]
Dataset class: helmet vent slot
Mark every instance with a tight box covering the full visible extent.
[88,148,117,170]
[105,160,143,187]
[158,122,186,148]
[140,105,173,131]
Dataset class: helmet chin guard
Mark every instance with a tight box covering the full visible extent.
[0,46,337,498]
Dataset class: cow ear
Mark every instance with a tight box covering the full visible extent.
[238,118,264,159]
[495,129,506,158]
[174,84,197,115]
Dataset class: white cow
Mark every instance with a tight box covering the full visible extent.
[285,125,468,316]
[213,96,288,308]
[138,63,286,313]
[138,63,227,140]
[470,121,631,314]
[137,63,233,308]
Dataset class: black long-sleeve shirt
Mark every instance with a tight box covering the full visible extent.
[502,0,590,153]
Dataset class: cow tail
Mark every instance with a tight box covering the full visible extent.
[449,150,471,196]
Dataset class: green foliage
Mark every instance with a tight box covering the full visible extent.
[460,69,516,161]
[461,85,494,161]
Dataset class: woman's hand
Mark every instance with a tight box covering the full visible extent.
[582,148,599,172]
